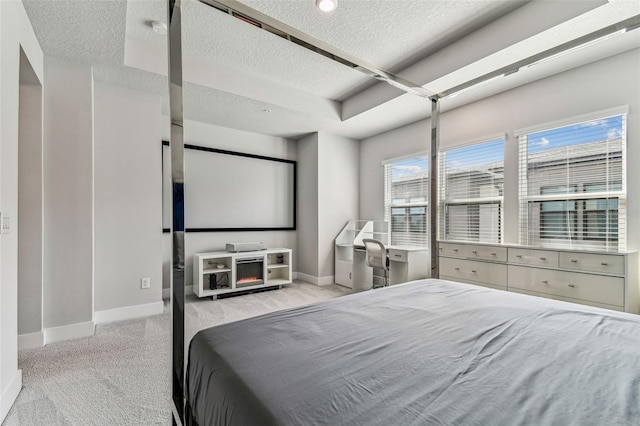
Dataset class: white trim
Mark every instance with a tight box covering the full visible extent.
[95,301,164,324]
[441,132,507,151]
[44,321,95,345]
[162,285,193,300]
[381,150,429,165]
[0,370,22,424]
[296,272,335,286]
[514,106,628,137]
[318,275,335,286]
[18,331,44,350]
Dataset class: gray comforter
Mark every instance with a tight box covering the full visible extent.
[187,279,640,425]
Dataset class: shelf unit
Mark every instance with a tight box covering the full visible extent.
[193,248,292,299]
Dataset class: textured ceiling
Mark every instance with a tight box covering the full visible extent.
[238,0,524,71]
[21,0,640,140]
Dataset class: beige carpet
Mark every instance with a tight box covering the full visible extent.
[3,281,353,425]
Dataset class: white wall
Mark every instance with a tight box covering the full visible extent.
[360,49,640,251]
[317,133,359,279]
[42,57,94,330]
[94,82,163,313]
[162,119,298,289]
[296,133,319,278]
[0,0,44,421]
[295,132,360,284]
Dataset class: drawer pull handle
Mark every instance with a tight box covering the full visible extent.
[439,247,442,251]
[568,284,575,288]
[516,255,523,258]
[394,254,402,258]
[601,262,608,266]
[453,249,458,252]
[539,257,546,261]
[472,250,477,254]
[542,280,549,284]
[571,259,578,263]
[491,252,496,256]
[455,267,460,271]
[471,270,477,273]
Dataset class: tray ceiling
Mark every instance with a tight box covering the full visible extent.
[22,0,640,139]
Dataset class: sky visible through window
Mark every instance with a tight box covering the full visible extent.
[391,156,428,180]
[391,115,621,179]
[527,115,623,154]
[444,139,504,169]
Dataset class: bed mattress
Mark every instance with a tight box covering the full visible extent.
[187,279,640,425]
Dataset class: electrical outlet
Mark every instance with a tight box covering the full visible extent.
[141,277,151,289]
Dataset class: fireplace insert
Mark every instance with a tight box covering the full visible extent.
[235,257,265,287]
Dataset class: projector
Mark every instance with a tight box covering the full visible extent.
[225,242,267,252]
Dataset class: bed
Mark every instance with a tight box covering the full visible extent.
[186,279,640,425]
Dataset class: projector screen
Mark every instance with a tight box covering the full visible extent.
[162,143,296,231]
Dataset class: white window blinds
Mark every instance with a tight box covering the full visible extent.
[383,155,429,247]
[438,138,504,244]
[518,112,626,251]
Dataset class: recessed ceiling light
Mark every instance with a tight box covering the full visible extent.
[151,21,167,36]
[316,0,337,13]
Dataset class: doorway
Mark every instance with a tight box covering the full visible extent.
[18,47,44,348]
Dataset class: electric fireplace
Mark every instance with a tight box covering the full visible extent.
[235,257,264,287]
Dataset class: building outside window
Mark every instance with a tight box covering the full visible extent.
[383,155,428,247]
[518,110,626,251]
[438,138,504,244]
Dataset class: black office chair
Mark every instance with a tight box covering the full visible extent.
[362,238,389,288]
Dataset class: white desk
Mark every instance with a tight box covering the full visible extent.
[339,245,429,290]
[387,245,430,286]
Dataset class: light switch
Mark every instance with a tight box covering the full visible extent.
[0,213,9,234]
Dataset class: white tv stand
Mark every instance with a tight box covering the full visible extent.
[193,248,292,299]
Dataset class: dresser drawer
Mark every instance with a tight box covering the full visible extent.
[388,248,407,262]
[438,242,465,257]
[464,245,507,262]
[440,257,507,287]
[508,265,624,307]
[559,252,624,275]
[508,248,558,268]
[438,242,506,261]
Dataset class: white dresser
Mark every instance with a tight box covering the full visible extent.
[439,242,638,313]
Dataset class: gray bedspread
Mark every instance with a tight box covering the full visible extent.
[187,279,640,425]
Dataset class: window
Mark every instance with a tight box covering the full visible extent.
[583,183,620,242]
[539,186,577,239]
[383,155,428,247]
[438,138,504,244]
[518,111,626,250]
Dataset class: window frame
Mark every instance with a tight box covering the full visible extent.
[517,108,627,251]
[438,136,505,244]
[383,154,429,247]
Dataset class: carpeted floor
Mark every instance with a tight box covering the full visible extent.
[3,281,353,425]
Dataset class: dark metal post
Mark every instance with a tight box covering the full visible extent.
[430,99,440,278]
[168,0,186,424]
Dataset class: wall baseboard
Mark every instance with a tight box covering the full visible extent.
[297,273,335,286]
[18,331,44,350]
[95,301,164,324]
[162,285,193,300]
[0,369,22,424]
[44,321,95,345]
